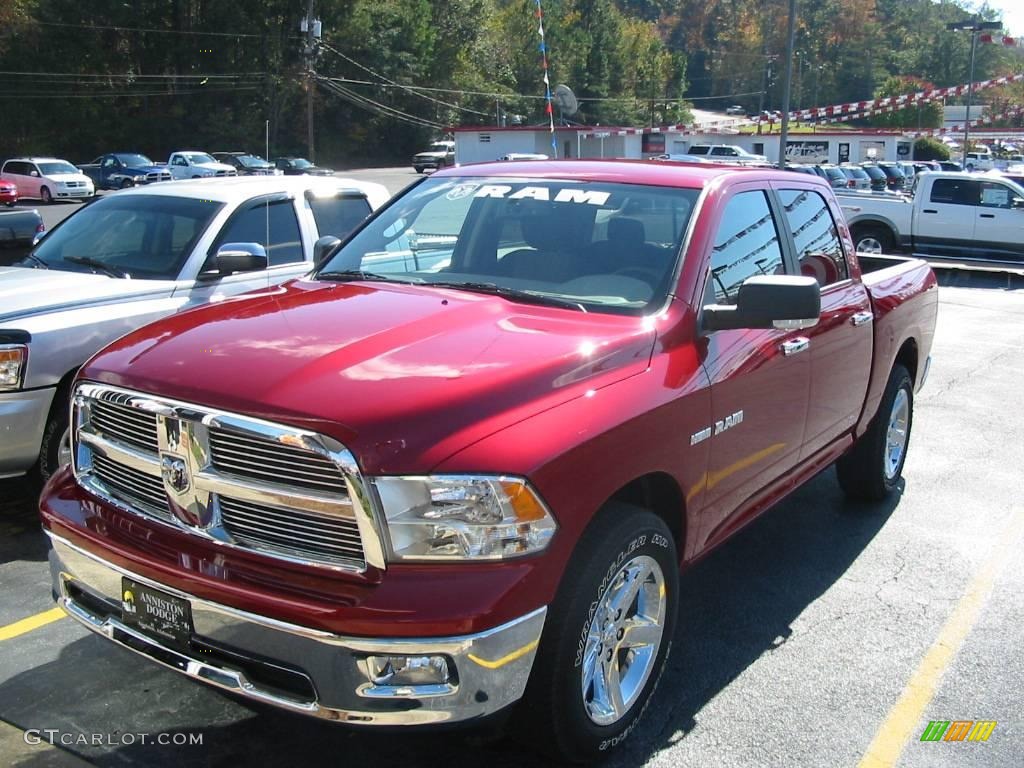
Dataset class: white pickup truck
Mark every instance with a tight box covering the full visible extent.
[167,151,237,179]
[0,176,388,482]
[840,171,1024,263]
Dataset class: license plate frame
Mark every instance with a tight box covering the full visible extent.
[120,577,193,648]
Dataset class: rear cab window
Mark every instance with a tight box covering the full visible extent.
[777,189,848,286]
[307,193,372,240]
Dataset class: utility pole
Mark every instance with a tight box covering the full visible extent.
[777,0,797,169]
[947,17,1001,166]
[302,1,321,163]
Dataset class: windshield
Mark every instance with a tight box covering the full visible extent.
[38,161,79,175]
[429,143,452,152]
[28,194,223,279]
[289,158,313,168]
[239,155,270,167]
[317,176,699,315]
[862,166,886,180]
[115,154,154,167]
[184,152,216,165]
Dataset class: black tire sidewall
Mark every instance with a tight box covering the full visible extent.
[37,392,70,483]
[878,367,913,493]
[40,187,52,204]
[527,506,678,761]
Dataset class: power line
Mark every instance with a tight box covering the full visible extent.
[0,70,267,79]
[0,86,262,99]
[30,20,268,38]
[317,77,442,128]
[320,75,544,100]
[319,42,491,117]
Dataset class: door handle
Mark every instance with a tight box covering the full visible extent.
[851,311,873,326]
[979,213,995,219]
[780,337,810,356]
[922,209,938,214]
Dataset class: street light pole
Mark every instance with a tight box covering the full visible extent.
[947,17,1001,167]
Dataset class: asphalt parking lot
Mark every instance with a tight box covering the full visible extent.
[1,170,1023,767]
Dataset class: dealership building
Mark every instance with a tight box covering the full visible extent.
[452,125,922,165]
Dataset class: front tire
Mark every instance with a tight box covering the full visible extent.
[40,186,52,204]
[852,225,894,255]
[520,503,678,762]
[120,178,134,189]
[36,391,72,484]
[837,364,913,502]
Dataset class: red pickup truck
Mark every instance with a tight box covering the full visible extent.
[40,161,937,761]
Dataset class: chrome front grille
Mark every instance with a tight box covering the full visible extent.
[71,383,383,572]
[90,398,159,453]
[91,453,174,521]
[220,496,364,565]
[209,427,347,495]
[146,171,172,182]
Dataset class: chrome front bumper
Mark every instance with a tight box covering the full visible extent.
[48,532,546,725]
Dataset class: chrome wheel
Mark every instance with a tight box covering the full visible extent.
[884,388,909,480]
[581,554,667,726]
[857,236,884,254]
[57,426,73,470]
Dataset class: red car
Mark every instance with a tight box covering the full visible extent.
[40,161,937,761]
[0,179,17,206]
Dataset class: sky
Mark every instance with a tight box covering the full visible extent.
[969,1,1024,37]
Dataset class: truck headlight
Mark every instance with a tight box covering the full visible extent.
[0,345,27,390]
[372,475,557,561]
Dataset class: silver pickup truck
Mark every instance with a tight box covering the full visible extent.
[0,175,389,482]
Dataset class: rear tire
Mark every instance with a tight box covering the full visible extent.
[40,186,52,204]
[852,225,893,255]
[519,503,678,762]
[837,364,913,502]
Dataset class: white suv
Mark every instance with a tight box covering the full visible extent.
[0,157,95,203]
[686,144,768,163]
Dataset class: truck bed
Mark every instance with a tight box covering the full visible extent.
[856,252,938,433]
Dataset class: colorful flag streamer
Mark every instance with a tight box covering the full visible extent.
[535,0,557,157]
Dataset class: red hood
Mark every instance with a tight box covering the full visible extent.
[83,279,657,474]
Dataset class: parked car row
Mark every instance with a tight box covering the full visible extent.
[787,161,945,194]
[0,150,341,202]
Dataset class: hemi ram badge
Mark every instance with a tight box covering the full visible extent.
[691,410,745,446]
[714,410,744,436]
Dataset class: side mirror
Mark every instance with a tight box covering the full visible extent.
[313,235,342,266]
[32,229,47,247]
[702,275,821,332]
[1013,198,1024,210]
[30,171,39,177]
[204,243,268,277]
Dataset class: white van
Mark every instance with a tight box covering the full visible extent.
[0,157,95,203]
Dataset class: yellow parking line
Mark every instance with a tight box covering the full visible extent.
[857,510,1024,768]
[0,607,66,642]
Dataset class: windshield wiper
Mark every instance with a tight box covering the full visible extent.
[18,252,49,269]
[427,281,587,312]
[317,269,406,283]
[63,256,128,279]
